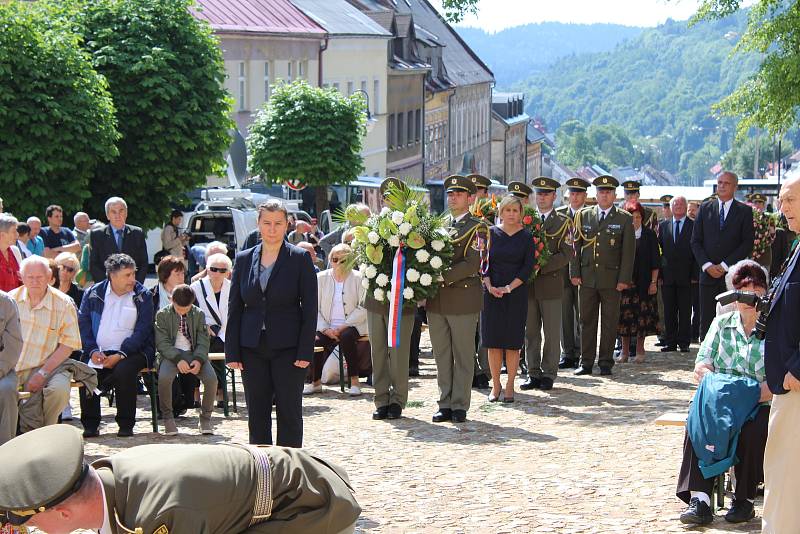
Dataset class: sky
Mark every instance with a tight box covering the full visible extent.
[430,0,702,32]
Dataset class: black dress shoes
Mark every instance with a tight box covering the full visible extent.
[387,403,402,419]
[558,358,576,369]
[574,366,592,376]
[472,374,490,389]
[599,367,612,376]
[680,346,691,353]
[372,405,389,420]
[451,409,467,423]
[539,377,554,391]
[725,499,755,523]
[520,377,541,390]
[117,428,134,438]
[82,428,99,438]
[679,497,713,525]
[432,409,452,423]
[660,345,677,352]
[655,340,667,347]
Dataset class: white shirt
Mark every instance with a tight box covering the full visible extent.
[452,212,468,224]
[329,280,346,329]
[635,226,643,239]
[95,285,136,354]
[701,200,734,273]
[672,216,686,238]
[598,207,612,220]
[570,205,583,217]
[539,209,552,220]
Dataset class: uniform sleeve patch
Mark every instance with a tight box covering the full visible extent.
[154,526,169,534]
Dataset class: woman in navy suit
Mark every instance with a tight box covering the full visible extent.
[225,200,318,446]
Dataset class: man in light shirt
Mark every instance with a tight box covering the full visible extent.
[78,254,154,438]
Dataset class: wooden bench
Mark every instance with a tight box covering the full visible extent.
[84,369,158,432]
[654,410,727,510]
[208,354,236,417]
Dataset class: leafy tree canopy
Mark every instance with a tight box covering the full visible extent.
[0,1,118,218]
[439,0,479,23]
[722,136,794,178]
[49,0,232,230]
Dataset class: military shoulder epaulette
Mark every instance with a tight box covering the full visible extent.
[617,208,632,217]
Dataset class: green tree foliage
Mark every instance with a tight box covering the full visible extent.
[439,0,479,23]
[516,13,762,179]
[692,1,800,139]
[0,2,118,218]
[721,136,794,178]
[248,81,366,214]
[556,120,651,171]
[52,0,232,230]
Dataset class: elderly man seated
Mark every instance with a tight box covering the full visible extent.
[78,254,154,438]
[676,260,772,526]
[0,291,22,445]
[9,256,83,431]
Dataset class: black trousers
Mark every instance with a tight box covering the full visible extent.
[691,282,700,340]
[241,333,305,447]
[662,283,692,348]
[79,352,148,432]
[311,327,360,382]
[699,278,727,339]
[676,405,770,503]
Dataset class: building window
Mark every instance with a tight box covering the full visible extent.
[406,111,413,146]
[238,61,246,111]
[263,62,270,102]
[388,114,395,149]
[332,82,340,92]
[415,109,421,143]
[397,112,404,148]
[299,60,306,79]
[347,81,354,97]
[288,61,293,81]
[373,79,380,114]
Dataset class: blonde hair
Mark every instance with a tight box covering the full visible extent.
[497,194,523,215]
[54,252,80,272]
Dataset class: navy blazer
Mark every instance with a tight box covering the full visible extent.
[690,199,754,285]
[658,217,695,286]
[225,242,318,362]
[764,246,800,394]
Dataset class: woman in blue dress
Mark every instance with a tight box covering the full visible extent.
[480,195,535,403]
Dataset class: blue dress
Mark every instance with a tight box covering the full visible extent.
[480,226,535,349]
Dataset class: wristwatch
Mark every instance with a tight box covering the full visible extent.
[36,368,50,379]
[505,285,511,294]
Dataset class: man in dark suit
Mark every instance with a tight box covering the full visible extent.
[89,197,149,284]
[658,196,694,352]
[690,172,754,337]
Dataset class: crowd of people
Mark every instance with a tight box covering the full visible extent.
[0,170,798,530]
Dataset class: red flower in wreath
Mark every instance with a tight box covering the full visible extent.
[523,215,533,225]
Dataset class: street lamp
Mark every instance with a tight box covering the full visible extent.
[352,89,377,133]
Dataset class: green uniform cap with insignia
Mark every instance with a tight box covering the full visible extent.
[507,181,532,198]
[380,177,407,197]
[660,194,674,206]
[750,193,767,203]
[622,180,641,193]
[564,177,591,192]
[531,176,560,193]
[0,425,88,526]
[466,173,491,190]
[445,175,476,195]
[593,175,619,190]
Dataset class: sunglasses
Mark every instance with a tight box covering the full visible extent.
[330,257,345,264]
[209,266,229,273]
[60,266,76,273]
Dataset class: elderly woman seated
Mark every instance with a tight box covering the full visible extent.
[676,260,772,526]
[304,243,368,396]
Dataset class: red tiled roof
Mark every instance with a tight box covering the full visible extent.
[192,0,326,36]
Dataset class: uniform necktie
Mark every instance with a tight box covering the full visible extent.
[719,203,725,230]
[115,229,123,251]
[599,210,606,223]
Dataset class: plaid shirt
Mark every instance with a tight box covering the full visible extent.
[9,285,82,373]
[696,310,765,383]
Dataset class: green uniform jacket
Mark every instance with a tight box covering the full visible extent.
[569,205,636,289]
[528,210,573,301]
[427,214,488,315]
[154,305,210,364]
[93,443,361,534]
[557,205,581,288]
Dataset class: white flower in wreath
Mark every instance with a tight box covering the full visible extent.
[415,249,430,263]
[391,211,405,225]
[419,273,433,287]
[368,231,380,244]
[388,235,401,248]
[431,240,445,252]
[380,207,390,216]
[361,278,370,289]
[436,227,449,236]
[398,222,413,236]
[373,288,385,301]
[365,265,378,279]
[403,287,415,300]
[406,268,420,283]
[376,273,389,287]
[358,264,367,276]
[429,256,443,269]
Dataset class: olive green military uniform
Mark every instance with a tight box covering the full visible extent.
[557,202,582,366]
[468,173,494,383]
[525,207,573,381]
[428,176,489,412]
[0,425,360,534]
[570,187,635,372]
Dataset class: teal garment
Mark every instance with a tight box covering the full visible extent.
[687,372,761,479]
[25,236,44,256]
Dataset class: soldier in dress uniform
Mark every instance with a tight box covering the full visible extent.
[747,192,768,212]
[0,425,361,534]
[428,176,489,423]
[467,174,493,389]
[367,178,417,421]
[621,181,658,231]
[557,177,590,369]
[520,177,573,391]
[747,193,774,269]
[507,181,533,204]
[660,194,674,222]
[570,175,635,376]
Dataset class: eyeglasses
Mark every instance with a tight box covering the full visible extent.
[330,257,345,264]
[60,266,76,273]
[209,266,229,273]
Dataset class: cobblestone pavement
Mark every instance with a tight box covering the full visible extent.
[63,332,763,534]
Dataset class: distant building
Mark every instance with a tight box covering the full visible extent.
[291,0,392,178]
[491,92,529,184]
[192,0,326,134]
[526,122,555,179]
